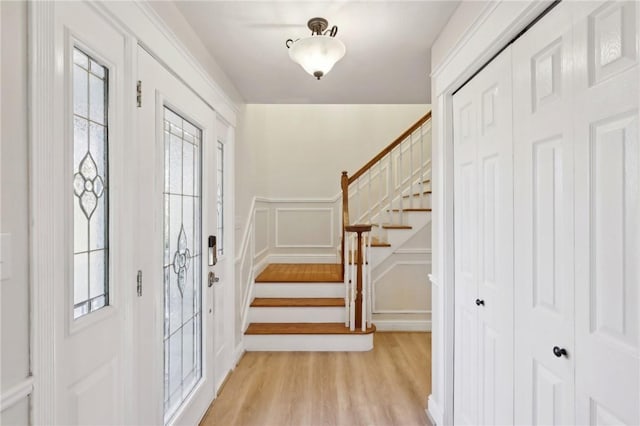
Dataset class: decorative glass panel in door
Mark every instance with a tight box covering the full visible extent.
[163,107,202,422]
[72,47,109,319]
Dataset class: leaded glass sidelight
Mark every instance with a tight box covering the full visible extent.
[73,48,109,319]
[163,107,202,422]
[216,141,224,256]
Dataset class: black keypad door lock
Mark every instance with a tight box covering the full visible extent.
[208,235,217,266]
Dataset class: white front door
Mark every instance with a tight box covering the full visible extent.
[136,47,217,425]
[453,45,514,425]
[49,3,132,424]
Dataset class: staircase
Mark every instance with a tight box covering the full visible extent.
[244,263,375,351]
[243,112,432,351]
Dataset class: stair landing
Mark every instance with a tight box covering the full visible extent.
[255,263,342,283]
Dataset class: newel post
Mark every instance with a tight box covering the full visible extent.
[345,224,372,330]
[341,171,349,276]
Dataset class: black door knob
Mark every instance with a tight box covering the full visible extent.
[553,346,567,358]
[475,299,485,306]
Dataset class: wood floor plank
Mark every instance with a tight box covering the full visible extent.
[200,332,432,426]
[255,263,343,283]
[250,298,345,307]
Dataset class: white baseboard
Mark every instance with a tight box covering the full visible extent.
[427,394,443,426]
[253,257,269,277]
[267,253,338,264]
[373,319,432,332]
[241,278,255,333]
[245,333,373,352]
[233,342,245,367]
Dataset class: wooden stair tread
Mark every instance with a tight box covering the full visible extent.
[381,224,412,229]
[256,263,342,283]
[388,208,432,212]
[403,190,432,198]
[251,298,344,308]
[372,241,391,247]
[245,322,376,335]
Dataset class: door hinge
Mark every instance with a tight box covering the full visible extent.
[136,80,142,108]
[136,270,143,297]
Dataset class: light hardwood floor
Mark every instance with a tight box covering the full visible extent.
[200,332,432,426]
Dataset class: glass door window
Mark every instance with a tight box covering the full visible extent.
[163,107,202,422]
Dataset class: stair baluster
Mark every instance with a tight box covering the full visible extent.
[410,131,414,210]
[420,123,425,209]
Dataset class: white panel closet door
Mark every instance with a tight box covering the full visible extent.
[453,69,480,426]
[512,4,576,425]
[572,1,639,424]
[453,46,514,426]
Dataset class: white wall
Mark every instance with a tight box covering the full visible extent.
[431,1,491,71]
[1,2,30,424]
[146,1,244,106]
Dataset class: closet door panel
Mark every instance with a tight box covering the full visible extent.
[572,1,640,424]
[453,45,514,425]
[513,4,576,424]
[453,82,479,426]
[474,48,514,426]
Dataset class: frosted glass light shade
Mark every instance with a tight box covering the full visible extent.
[288,35,346,79]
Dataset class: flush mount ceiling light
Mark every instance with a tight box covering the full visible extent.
[286,17,346,80]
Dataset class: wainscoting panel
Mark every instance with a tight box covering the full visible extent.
[275,208,334,248]
[253,209,269,259]
[373,261,431,313]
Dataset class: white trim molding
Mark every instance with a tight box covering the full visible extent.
[267,254,338,264]
[0,377,35,412]
[393,248,432,255]
[427,394,444,426]
[233,343,245,368]
[29,2,57,422]
[373,319,432,332]
[253,208,269,259]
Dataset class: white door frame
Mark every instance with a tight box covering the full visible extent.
[428,2,555,425]
[29,2,238,423]
[213,116,237,391]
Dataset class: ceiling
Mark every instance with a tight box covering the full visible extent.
[173,1,459,104]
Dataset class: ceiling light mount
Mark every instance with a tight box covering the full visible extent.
[286,17,345,80]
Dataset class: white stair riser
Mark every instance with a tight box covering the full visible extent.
[402,198,431,209]
[245,333,373,351]
[253,283,344,298]
[249,306,345,323]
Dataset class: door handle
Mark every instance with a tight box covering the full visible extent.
[553,346,567,358]
[475,299,485,306]
[208,271,220,288]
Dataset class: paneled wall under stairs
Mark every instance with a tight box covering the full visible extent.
[235,195,432,345]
